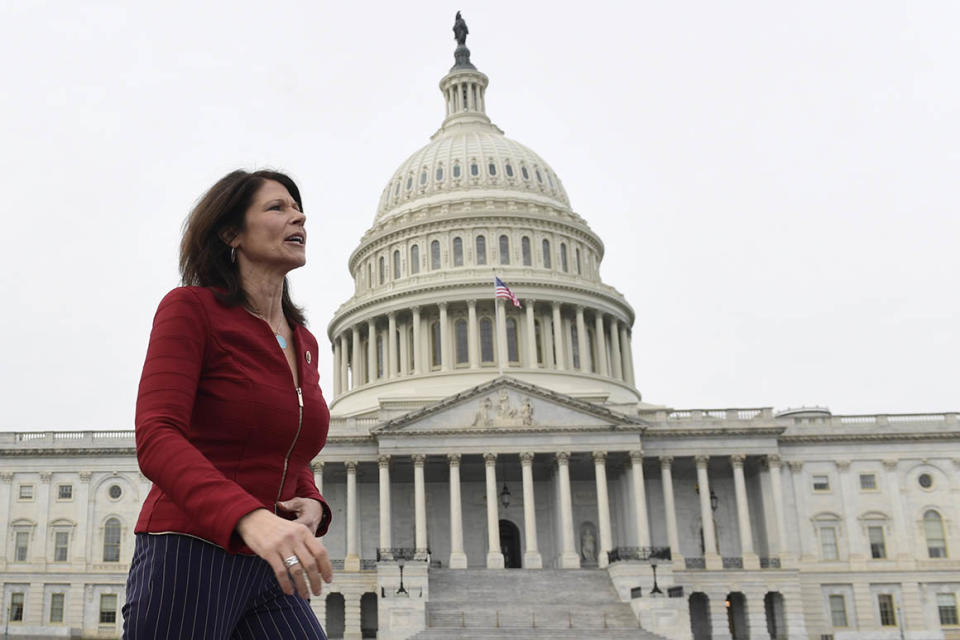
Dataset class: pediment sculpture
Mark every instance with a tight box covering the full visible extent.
[472,389,536,427]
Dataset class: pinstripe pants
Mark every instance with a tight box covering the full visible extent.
[122,533,327,639]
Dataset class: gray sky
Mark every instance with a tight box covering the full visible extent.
[1,1,957,431]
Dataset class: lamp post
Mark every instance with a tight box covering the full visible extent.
[499,482,511,509]
[396,557,408,595]
[650,564,663,595]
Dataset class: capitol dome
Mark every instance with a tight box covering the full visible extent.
[327,27,641,416]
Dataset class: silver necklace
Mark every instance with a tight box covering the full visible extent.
[249,308,288,349]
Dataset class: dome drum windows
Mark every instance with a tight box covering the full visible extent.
[379,256,385,285]
[430,240,441,270]
[521,236,531,266]
[479,317,494,363]
[470,160,479,177]
[488,162,497,177]
[453,163,462,179]
[455,319,468,365]
[499,235,510,265]
[453,237,464,267]
[476,235,487,265]
[410,245,420,275]
[521,166,530,181]
[542,239,552,269]
[436,165,444,182]
[560,243,569,272]
[505,163,514,178]
[419,170,427,186]
[393,250,401,279]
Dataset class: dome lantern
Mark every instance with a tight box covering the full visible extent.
[438,13,496,133]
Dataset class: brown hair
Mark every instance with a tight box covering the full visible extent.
[179,169,307,326]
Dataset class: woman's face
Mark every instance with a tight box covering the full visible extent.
[233,180,307,274]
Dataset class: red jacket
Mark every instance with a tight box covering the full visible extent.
[134,287,331,553]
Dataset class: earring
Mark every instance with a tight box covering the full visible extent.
[230,247,236,263]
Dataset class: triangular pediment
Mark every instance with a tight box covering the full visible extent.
[373,377,647,434]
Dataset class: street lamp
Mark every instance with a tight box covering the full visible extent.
[710,490,719,512]
[650,564,663,595]
[396,557,408,595]
[499,482,511,509]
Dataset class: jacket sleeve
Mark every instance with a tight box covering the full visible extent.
[135,288,264,549]
[296,464,332,537]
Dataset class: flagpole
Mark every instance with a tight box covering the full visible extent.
[496,296,504,377]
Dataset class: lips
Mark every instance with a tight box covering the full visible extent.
[285,233,305,245]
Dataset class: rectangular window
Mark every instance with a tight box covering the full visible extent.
[99,594,118,624]
[812,475,830,491]
[10,592,24,621]
[50,592,65,623]
[868,526,886,559]
[54,531,69,562]
[57,484,73,500]
[15,531,29,562]
[877,594,896,626]
[859,473,877,490]
[820,527,839,560]
[18,484,34,500]
[939,593,959,626]
[829,594,848,627]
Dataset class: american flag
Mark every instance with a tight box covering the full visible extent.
[494,277,522,308]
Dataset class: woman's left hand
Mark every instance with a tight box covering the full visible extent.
[277,497,325,534]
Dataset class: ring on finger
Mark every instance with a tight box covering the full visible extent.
[284,555,300,568]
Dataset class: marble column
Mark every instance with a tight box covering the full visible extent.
[659,456,682,562]
[883,458,911,563]
[483,453,504,568]
[338,334,348,393]
[766,455,790,562]
[378,455,392,552]
[620,326,635,386]
[593,313,608,376]
[695,455,721,569]
[551,302,566,370]
[387,311,398,379]
[345,461,360,571]
[448,454,467,568]
[413,454,428,558]
[556,451,581,568]
[541,312,555,368]
[593,451,613,568]
[525,300,538,367]
[608,318,623,380]
[312,461,324,495]
[399,320,409,375]
[467,300,479,369]
[333,336,342,397]
[520,452,542,568]
[496,299,508,370]
[629,451,651,548]
[439,302,450,371]
[411,306,422,375]
[575,306,588,371]
[731,454,759,569]
[351,326,361,389]
[366,319,376,383]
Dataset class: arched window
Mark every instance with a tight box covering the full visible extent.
[470,162,479,176]
[453,237,464,266]
[506,318,519,363]
[453,163,461,179]
[521,166,529,180]
[499,235,510,265]
[476,235,487,265]
[436,166,444,182]
[393,250,400,279]
[410,245,420,274]
[521,236,531,266]
[103,518,121,562]
[480,317,494,363]
[505,163,514,177]
[376,334,384,378]
[430,322,441,368]
[367,263,372,288]
[924,510,947,558]
[431,240,441,270]
[378,256,385,284]
[488,162,496,176]
[570,324,581,369]
[419,170,427,185]
[455,319,468,364]
[534,319,543,365]
[542,239,551,269]
[535,169,543,183]
[394,181,401,196]
[406,176,413,191]
[560,243,568,272]
[576,248,582,275]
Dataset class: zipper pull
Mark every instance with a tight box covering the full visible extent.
[296,387,303,407]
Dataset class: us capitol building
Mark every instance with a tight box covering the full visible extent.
[2,16,959,640]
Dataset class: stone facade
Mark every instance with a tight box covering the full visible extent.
[2,20,959,640]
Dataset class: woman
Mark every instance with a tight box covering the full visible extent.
[123,170,333,639]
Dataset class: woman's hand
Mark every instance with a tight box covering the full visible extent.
[235,508,333,598]
[277,497,326,534]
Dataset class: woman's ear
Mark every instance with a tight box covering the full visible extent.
[218,227,239,248]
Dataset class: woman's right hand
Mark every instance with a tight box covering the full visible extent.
[236,508,334,598]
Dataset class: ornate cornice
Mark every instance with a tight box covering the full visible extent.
[779,432,958,444]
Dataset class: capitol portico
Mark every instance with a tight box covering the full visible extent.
[2,15,959,640]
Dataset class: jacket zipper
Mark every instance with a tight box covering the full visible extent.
[275,386,304,513]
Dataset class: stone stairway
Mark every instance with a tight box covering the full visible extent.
[409,568,666,639]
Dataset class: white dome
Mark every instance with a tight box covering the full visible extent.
[374,129,571,225]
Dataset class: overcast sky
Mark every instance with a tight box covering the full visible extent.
[1,1,957,431]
